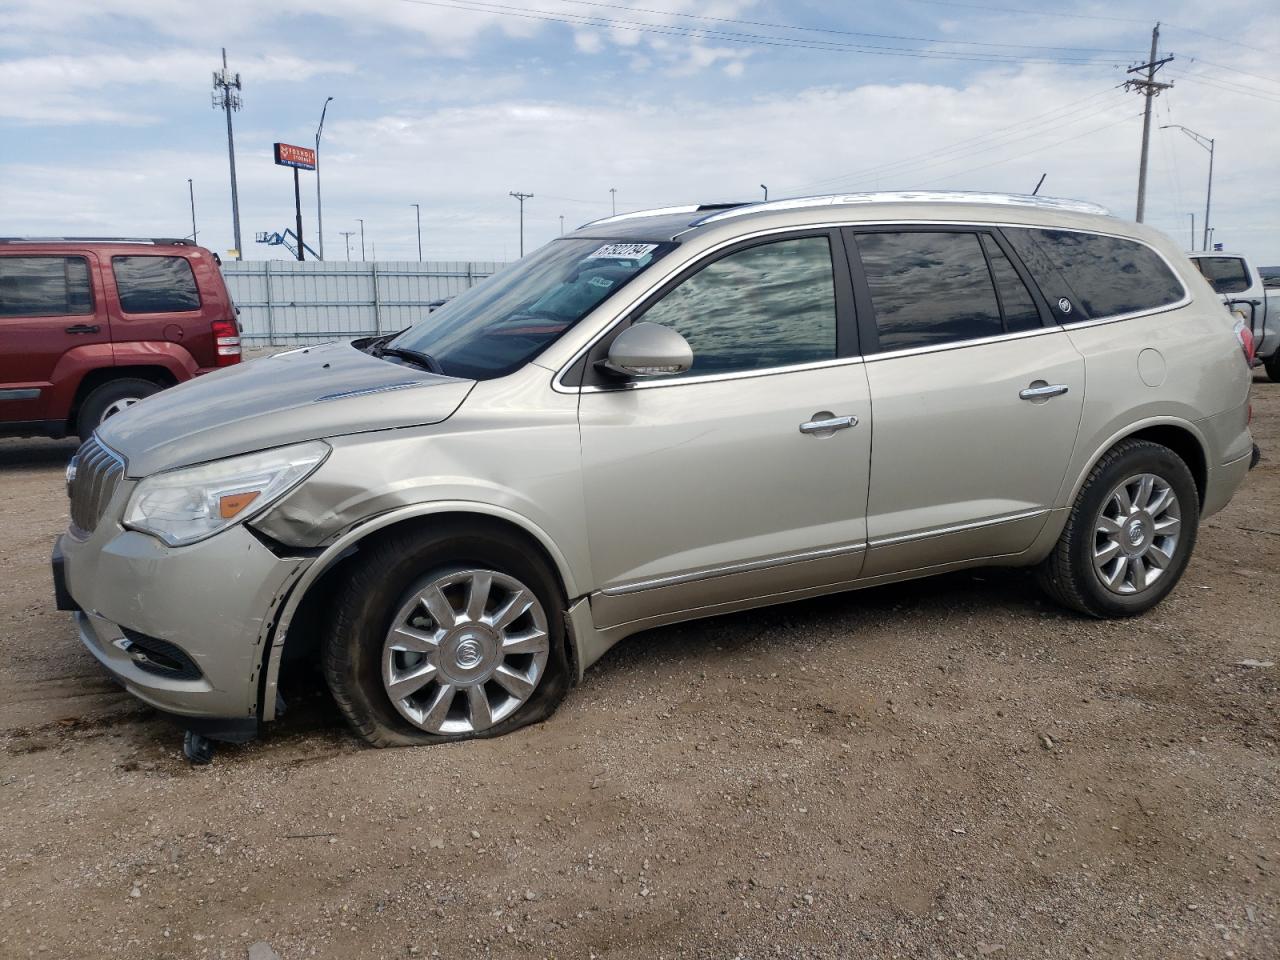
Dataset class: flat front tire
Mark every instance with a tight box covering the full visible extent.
[1037,439,1199,617]
[323,522,571,747]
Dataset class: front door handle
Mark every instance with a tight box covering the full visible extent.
[1019,382,1069,402]
[799,412,858,436]
[65,324,100,335]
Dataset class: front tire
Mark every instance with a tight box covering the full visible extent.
[323,522,570,747]
[1037,439,1199,617]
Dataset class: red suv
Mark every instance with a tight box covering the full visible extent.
[0,238,241,440]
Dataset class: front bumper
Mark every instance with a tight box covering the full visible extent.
[56,520,311,722]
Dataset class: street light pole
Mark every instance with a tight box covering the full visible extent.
[559,214,565,236]
[1189,213,1195,250]
[357,218,366,261]
[760,184,768,201]
[315,96,333,261]
[609,187,616,216]
[1162,123,1214,251]
[411,203,422,261]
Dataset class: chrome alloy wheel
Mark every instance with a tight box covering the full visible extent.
[1092,473,1181,596]
[381,569,549,735]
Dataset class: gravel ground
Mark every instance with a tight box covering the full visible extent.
[0,373,1276,960]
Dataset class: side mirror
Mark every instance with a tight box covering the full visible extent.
[600,322,694,379]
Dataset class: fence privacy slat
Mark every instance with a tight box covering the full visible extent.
[221,260,505,344]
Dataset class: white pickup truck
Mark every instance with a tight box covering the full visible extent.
[1188,251,1280,380]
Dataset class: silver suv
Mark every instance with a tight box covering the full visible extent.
[52,192,1256,758]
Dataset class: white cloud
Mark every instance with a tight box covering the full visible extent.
[5,61,1277,262]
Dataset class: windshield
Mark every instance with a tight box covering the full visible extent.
[388,238,674,379]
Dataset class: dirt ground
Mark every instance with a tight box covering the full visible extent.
[0,374,1276,960]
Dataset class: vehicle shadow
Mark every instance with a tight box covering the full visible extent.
[0,437,79,471]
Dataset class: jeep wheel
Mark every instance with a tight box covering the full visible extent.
[76,377,161,439]
[1037,438,1199,618]
[323,522,570,747]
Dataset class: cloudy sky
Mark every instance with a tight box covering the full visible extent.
[2,0,1278,263]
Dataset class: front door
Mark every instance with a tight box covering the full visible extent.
[0,253,108,425]
[844,227,1086,577]
[577,232,873,630]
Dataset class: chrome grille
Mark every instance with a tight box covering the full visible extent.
[68,436,126,537]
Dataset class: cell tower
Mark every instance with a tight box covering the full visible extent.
[211,49,244,260]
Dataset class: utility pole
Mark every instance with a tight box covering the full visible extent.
[609,187,616,216]
[187,179,198,243]
[315,96,333,260]
[509,192,533,257]
[559,214,565,236]
[357,218,366,261]
[1189,213,1195,250]
[211,48,244,259]
[411,203,422,260]
[339,230,355,261]
[1127,23,1173,223]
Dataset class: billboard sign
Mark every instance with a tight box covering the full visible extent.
[273,142,316,170]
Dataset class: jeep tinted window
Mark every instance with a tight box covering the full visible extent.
[1004,229,1184,321]
[1192,256,1251,295]
[0,256,92,318]
[637,235,837,375]
[112,256,201,313]
[855,232,1002,351]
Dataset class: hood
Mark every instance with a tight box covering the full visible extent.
[99,341,475,477]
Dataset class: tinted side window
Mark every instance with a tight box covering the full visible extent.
[1192,257,1251,295]
[638,236,837,376]
[0,256,92,318]
[112,256,201,313]
[1004,228,1184,321]
[855,232,1001,351]
[980,234,1041,333]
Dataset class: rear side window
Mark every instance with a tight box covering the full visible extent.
[112,256,201,313]
[854,231,1004,351]
[1192,257,1251,295]
[1004,228,1184,322]
[0,256,92,317]
[637,235,837,375]
[980,235,1041,333]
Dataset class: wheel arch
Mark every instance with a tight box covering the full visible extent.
[66,365,178,433]
[258,502,584,721]
[1066,417,1209,510]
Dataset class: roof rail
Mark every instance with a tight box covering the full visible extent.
[690,191,1112,226]
[0,237,194,245]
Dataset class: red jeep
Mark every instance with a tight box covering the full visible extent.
[0,238,241,440]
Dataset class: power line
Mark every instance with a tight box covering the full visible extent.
[396,0,1134,66]
[1171,55,1280,89]
[1170,71,1280,106]
[781,85,1126,194]
[548,0,1143,54]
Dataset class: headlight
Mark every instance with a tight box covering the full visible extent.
[123,441,329,546]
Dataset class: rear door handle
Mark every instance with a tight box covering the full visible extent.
[65,324,100,335]
[1019,382,1069,401]
[799,413,858,435]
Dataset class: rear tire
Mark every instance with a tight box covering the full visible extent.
[76,377,161,439]
[1037,439,1199,618]
[323,522,571,747]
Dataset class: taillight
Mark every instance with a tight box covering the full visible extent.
[1233,319,1256,365]
[212,318,241,366]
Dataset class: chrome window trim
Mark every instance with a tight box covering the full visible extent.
[552,219,1192,395]
[599,540,867,596]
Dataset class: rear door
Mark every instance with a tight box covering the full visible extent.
[0,252,108,424]
[844,226,1085,577]
[107,252,207,360]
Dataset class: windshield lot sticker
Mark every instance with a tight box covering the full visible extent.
[588,276,615,289]
[587,243,658,260]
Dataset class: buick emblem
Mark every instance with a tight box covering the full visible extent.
[1057,297,1073,315]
